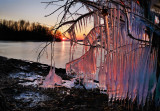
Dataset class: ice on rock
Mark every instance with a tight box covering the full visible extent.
[62,79,76,89]
[43,68,62,88]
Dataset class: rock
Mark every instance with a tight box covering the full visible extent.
[38,102,45,107]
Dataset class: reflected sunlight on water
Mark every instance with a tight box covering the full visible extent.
[0,41,83,68]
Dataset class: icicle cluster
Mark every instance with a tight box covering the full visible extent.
[65,0,160,106]
[66,46,97,81]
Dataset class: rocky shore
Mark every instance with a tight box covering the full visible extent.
[0,56,158,111]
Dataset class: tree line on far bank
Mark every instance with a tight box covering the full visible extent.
[0,19,62,41]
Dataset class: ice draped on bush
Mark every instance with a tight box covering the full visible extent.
[65,0,160,105]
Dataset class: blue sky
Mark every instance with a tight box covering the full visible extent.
[0,0,59,26]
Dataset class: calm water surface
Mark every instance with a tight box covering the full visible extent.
[0,41,83,68]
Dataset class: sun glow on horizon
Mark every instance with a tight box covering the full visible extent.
[62,37,65,40]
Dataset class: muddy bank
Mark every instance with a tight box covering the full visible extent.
[0,56,158,111]
[0,56,68,79]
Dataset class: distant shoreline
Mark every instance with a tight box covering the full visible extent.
[0,19,62,42]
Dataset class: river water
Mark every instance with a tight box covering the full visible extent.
[0,41,83,68]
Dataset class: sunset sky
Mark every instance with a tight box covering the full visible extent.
[0,0,58,26]
[0,0,93,39]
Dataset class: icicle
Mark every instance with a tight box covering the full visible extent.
[104,15,110,52]
[83,34,89,53]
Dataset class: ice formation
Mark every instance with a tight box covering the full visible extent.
[65,0,160,106]
[43,67,62,88]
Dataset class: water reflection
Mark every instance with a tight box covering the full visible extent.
[62,41,65,51]
[0,41,83,68]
